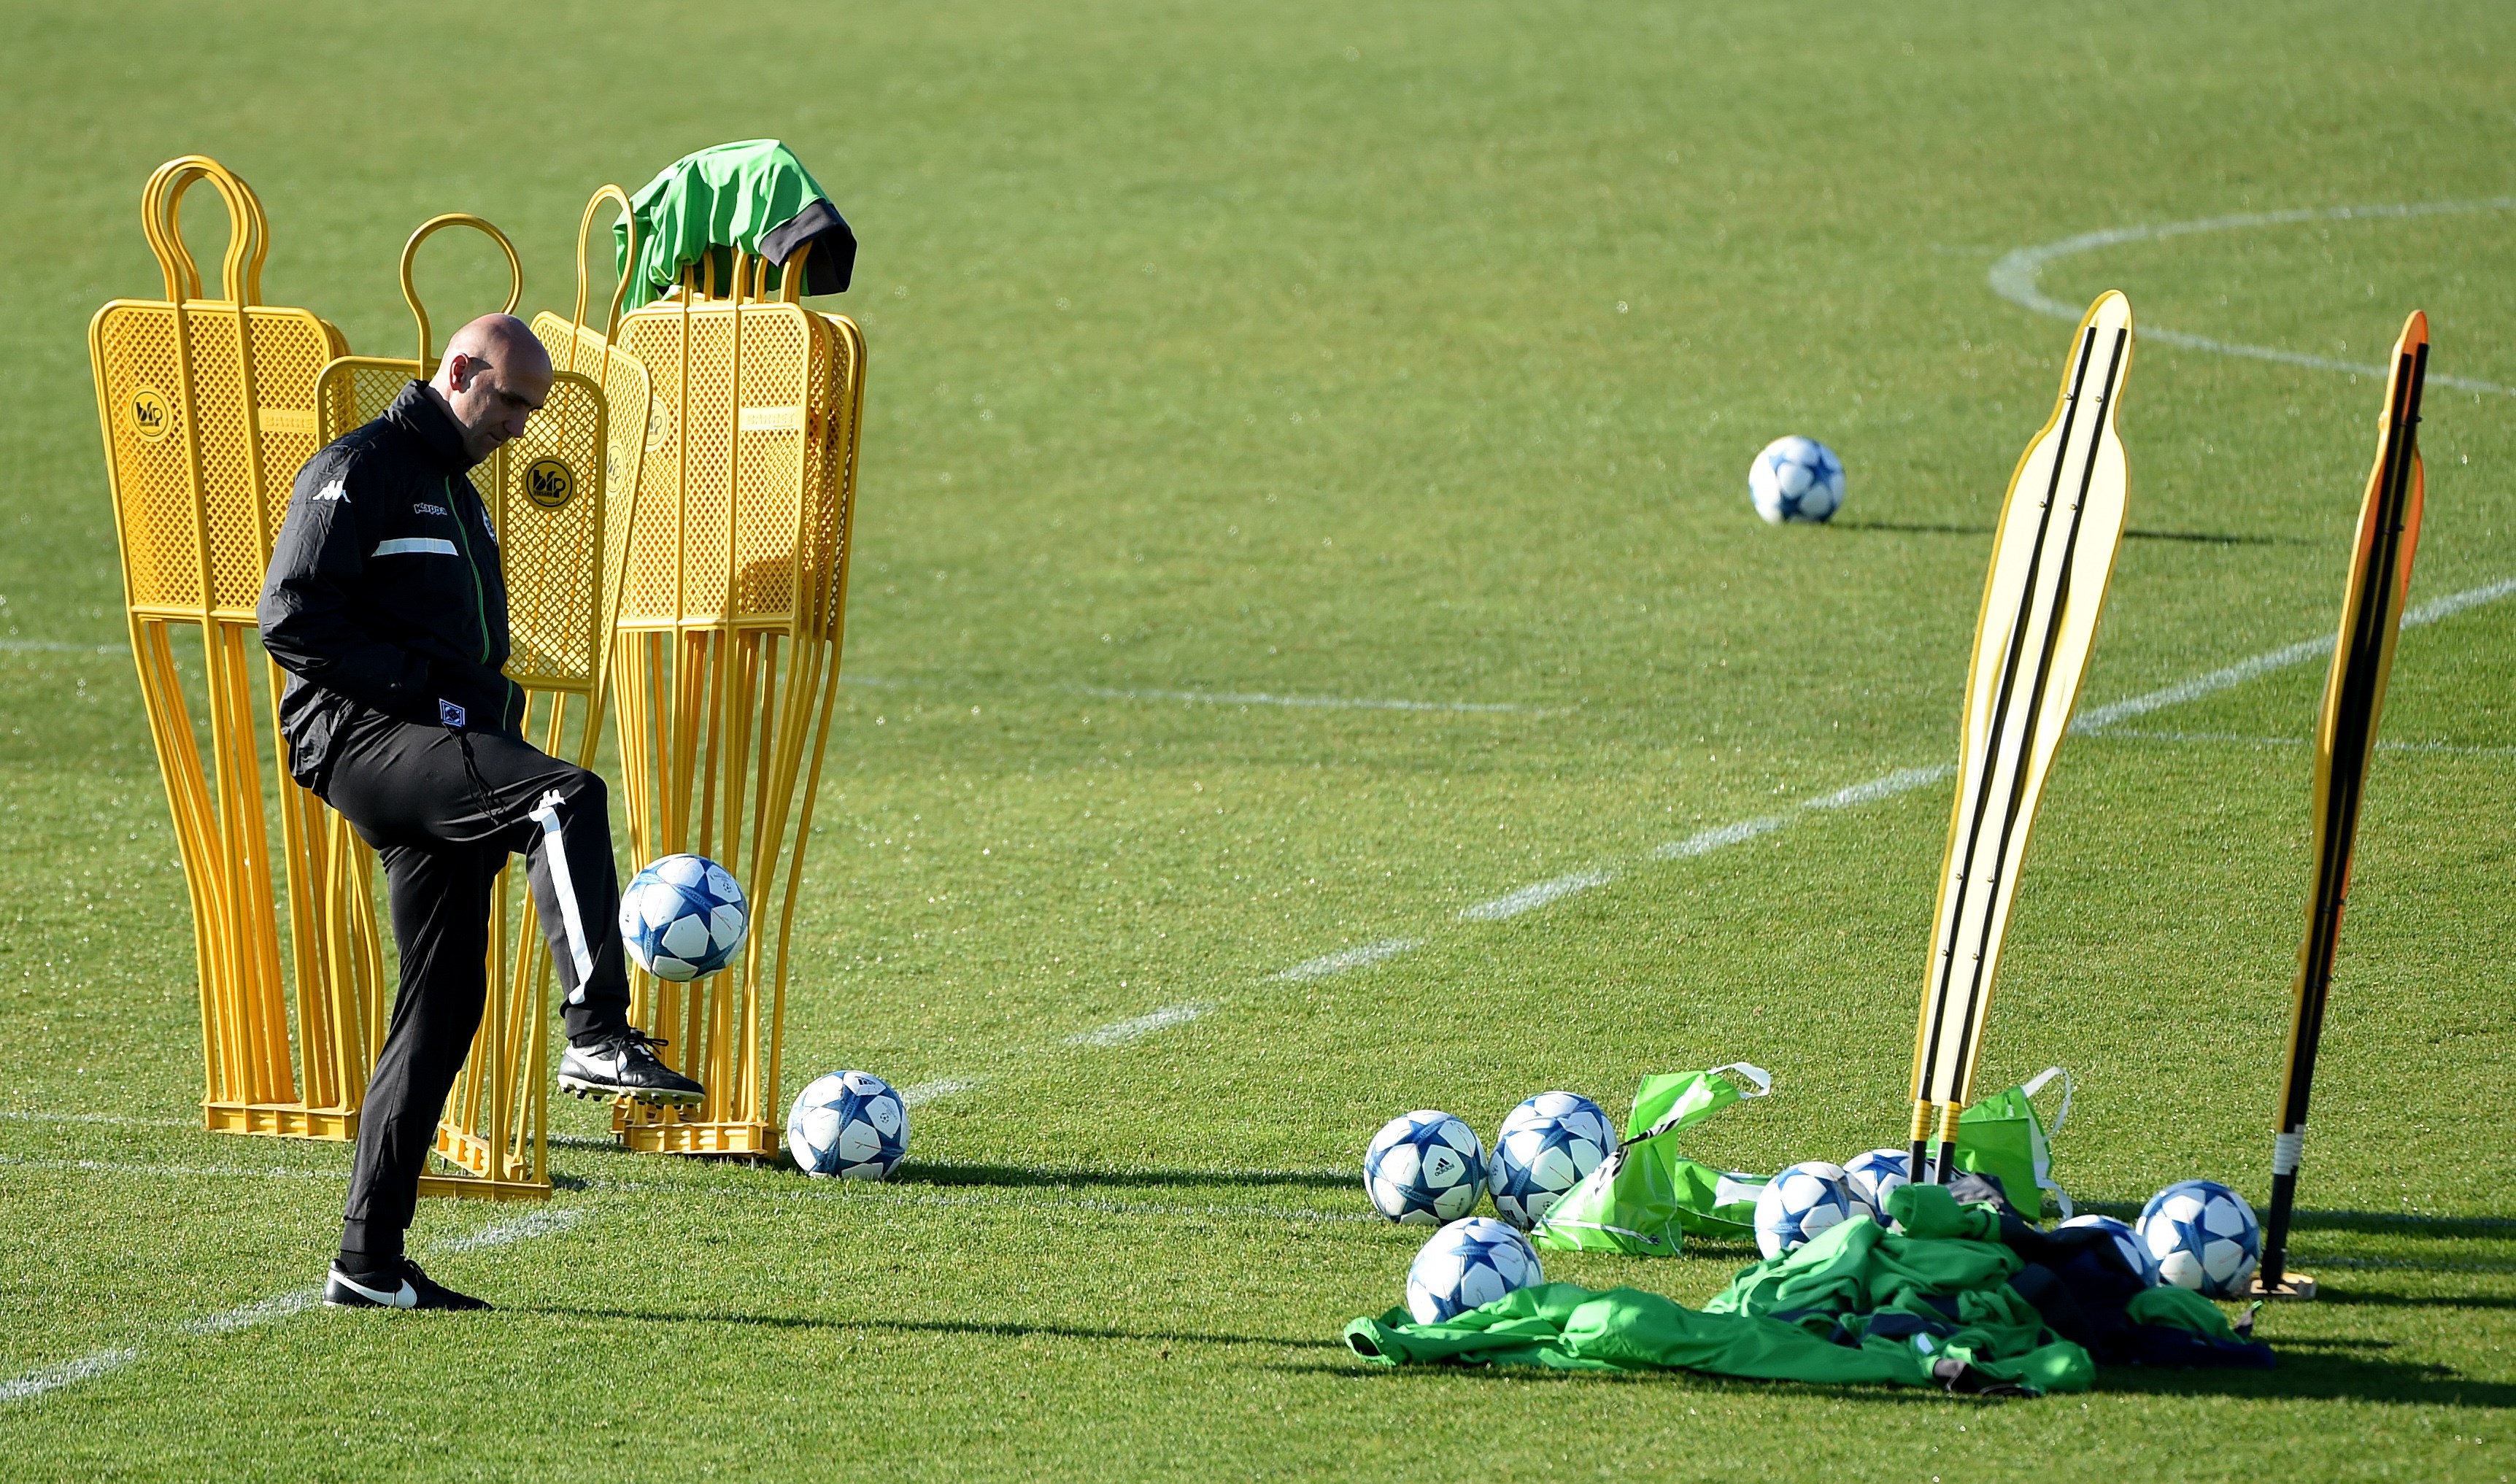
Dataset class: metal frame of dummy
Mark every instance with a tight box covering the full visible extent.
[88,155,376,1141]
[608,241,865,1156]
[312,213,620,1199]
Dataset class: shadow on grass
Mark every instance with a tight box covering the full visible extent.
[886,1160,1361,1193]
[1828,520,2305,547]
[512,1305,1340,1350]
[2094,1352,2516,1408]
[1279,1353,2516,1408]
[2123,527,2312,546]
[2069,1202,2516,1241]
[1829,519,1994,537]
[2315,1288,2516,1310]
[1263,1360,1991,1403]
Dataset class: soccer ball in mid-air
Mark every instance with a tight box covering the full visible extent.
[2059,1214,2159,1288]
[1842,1148,1910,1220]
[1405,1216,1545,1325]
[619,853,748,981]
[2137,1180,2261,1298]
[1748,436,1845,524]
[1364,1110,1488,1226]
[1753,1160,1857,1259]
[1490,1091,1616,1229]
[787,1070,909,1180]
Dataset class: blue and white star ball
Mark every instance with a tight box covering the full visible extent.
[787,1070,909,1180]
[1842,1148,1910,1221]
[1364,1110,1488,1226]
[1748,435,1846,524]
[2137,1179,2261,1298]
[1753,1159,1857,1259]
[2060,1213,2160,1288]
[619,853,748,981]
[1489,1091,1615,1229]
[1405,1216,1544,1324]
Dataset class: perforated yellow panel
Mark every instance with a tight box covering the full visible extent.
[90,156,372,1143]
[606,255,866,1157]
[532,313,651,677]
[616,298,833,628]
[495,370,607,692]
[314,355,421,442]
[93,306,342,618]
[811,314,867,641]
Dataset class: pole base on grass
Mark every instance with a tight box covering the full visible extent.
[2248,1271,2318,1300]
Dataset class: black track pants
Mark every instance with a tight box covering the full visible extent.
[320,707,632,1264]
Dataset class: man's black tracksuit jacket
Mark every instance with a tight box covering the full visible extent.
[258,381,632,1267]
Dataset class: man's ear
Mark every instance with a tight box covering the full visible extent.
[444,352,473,393]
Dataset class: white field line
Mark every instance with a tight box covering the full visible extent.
[0,640,122,655]
[1460,870,1616,922]
[900,1078,981,1108]
[0,1109,193,1128]
[2098,727,2516,758]
[1065,1002,1209,1046]
[2073,638,2334,732]
[1456,771,1953,925]
[0,1206,585,1407]
[441,1205,587,1251]
[180,1289,321,1336]
[839,670,1544,715]
[0,1348,139,1404]
[1800,765,1956,811]
[1062,683,1541,714]
[0,1153,337,1181]
[1990,198,2516,395]
[1272,938,1421,982]
[3,640,1548,715]
[568,1172,1374,1226]
[2075,574,2516,735]
[1652,816,1788,859]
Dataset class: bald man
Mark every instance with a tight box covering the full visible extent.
[261,315,701,1311]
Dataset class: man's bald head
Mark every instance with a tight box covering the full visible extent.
[427,314,554,465]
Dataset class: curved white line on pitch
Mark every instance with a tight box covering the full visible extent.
[0,1205,586,1406]
[1990,199,2516,395]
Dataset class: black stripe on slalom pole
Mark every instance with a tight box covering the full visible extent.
[1936,323,2130,1187]
[1918,323,2126,1183]
[2257,335,2426,1291]
[1915,326,2100,1143]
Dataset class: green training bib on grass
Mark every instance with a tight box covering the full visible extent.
[1953,1067,2073,1220]
[1532,1064,1772,1256]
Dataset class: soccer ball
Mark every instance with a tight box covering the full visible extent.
[1753,1160,1857,1259]
[2059,1214,2159,1288]
[1489,1091,1615,1229]
[1842,1148,1911,1221]
[619,853,748,981]
[1405,1216,1544,1325]
[787,1070,909,1180]
[1748,436,1845,524]
[2137,1180,2261,1298]
[1364,1111,1488,1226]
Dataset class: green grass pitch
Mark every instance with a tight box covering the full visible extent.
[5,1,2515,1477]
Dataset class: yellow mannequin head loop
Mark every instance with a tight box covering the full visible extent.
[398,214,523,374]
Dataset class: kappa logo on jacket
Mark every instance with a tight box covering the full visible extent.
[414,502,449,516]
[314,480,348,503]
